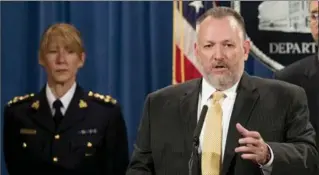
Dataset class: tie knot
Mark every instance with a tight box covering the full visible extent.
[212,91,225,103]
[53,99,63,109]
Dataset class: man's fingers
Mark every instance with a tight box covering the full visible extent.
[241,154,257,161]
[236,123,249,135]
[245,131,261,139]
[236,123,261,139]
[235,145,257,154]
[239,137,260,146]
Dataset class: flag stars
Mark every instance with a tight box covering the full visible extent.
[189,1,204,14]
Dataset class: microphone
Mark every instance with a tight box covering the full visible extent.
[189,105,209,175]
[193,105,208,147]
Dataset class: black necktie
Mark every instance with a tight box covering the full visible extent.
[53,99,63,128]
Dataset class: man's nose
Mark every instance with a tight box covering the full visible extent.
[213,45,224,61]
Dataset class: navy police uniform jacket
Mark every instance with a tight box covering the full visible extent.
[3,85,129,175]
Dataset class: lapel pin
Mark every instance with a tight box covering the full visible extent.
[79,100,87,108]
[31,100,40,110]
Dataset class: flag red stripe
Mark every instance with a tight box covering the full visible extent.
[174,46,202,83]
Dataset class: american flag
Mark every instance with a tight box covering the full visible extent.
[172,1,231,84]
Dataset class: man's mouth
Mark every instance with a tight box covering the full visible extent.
[215,65,226,69]
[212,65,228,73]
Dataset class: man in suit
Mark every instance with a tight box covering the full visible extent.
[3,23,129,175]
[274,0,319,147]
[126,7,318,175]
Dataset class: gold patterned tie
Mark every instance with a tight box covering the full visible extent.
[201,91,225,175]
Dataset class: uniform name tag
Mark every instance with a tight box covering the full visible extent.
[20,128,37,135]
[78,128,98,135]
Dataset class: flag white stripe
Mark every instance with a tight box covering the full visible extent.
[173,7,202,71]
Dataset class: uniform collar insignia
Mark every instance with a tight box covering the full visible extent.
[31,100,40,110]
[79,99,87,108]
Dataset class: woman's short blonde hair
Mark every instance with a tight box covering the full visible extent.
[39,23,85,59]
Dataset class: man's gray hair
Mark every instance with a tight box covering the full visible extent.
[196,6,247,39]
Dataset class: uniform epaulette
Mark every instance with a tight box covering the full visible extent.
[88,91,117,105]
[7,93,35,106]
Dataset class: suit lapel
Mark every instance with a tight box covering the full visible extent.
[57,85,88,133]
[303,55,318,80]
[222,73,259,175]
[30,87,55,133]
[180,79,202,151]
[303,55,319,135]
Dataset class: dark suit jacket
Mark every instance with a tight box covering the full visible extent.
[126,73,318,175]
[3,85,129,175]
[274,54,319,147]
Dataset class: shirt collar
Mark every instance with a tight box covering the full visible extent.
[201,78,239,102]
[46,82,77,110]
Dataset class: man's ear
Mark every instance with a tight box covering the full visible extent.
[243,40,251,61]
[194,42,199,58]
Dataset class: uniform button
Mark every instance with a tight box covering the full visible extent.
[54,134,60,139]
[53,157,58,162]
[87,142,92,147]
[22,142,27,148]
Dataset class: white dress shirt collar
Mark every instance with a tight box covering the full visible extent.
[46,82,77,115]
[201,78,239,102]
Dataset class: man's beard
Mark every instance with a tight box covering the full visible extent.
[195,59,243,90]
[206,72,236,90]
